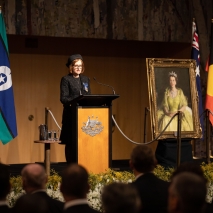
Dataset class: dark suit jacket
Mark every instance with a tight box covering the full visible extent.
[132,172,169,213]
[64,204,99,213]
[206,202,213,213]
[0,205,10,213]
[60,74,91,144]
[35,191,64,213]
[60,74,91,106]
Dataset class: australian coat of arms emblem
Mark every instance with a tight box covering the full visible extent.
[81,115,104,136]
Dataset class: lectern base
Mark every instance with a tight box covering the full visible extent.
[155,139,193,168]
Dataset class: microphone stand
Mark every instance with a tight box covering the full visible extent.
[176,111,182,168]
[93,77,116,95]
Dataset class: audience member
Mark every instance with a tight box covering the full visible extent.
[102,182,141,213]
[130,145,169,213]
[21,163,64,213]
[60,163,99,213]
[0,163,11,213]
[12,193,49,213]
[171,162,207,182]
[171,162,213,213]
[168,172,206,213]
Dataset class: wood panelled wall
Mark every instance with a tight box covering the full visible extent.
[0,35,191,164]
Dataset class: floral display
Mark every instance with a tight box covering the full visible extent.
[7,163,213,212]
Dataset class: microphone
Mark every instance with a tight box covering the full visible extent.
[93,77,116,95]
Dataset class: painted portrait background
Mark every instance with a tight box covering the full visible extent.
[155,67,192,110]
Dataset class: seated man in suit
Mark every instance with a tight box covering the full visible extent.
[12,193,49,213]
[168,172,206,213]
[60,163,99,213]
[102,182,141,213]
[21,163,64,213]
[130,145,169,213]
[0,163,11,213]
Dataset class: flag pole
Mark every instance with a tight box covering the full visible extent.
[206,109,211,164]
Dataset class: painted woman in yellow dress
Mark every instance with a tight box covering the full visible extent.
[158,71,193,132]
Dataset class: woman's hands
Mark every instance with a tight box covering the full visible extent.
[164,107,177,117]
[168,112,177,117]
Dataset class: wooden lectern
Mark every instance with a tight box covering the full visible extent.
[70,94,119,174]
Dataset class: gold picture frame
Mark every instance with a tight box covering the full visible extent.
[146,58,202,140]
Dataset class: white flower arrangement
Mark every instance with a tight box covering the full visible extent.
[87,183,103,211]
[207,182,213,203]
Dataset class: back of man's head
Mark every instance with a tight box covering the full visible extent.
[102,182,141,213]
[168,172,207,213]
[130,145,156,173]
[171,162,207,184]
[21,163,47,193]
[60,163,89,200]
[0,163,10,200]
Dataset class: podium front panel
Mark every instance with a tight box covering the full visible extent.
[77,107,109,173]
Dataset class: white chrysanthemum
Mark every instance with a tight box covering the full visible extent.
[7,190,25,207]
[46,188,64,201]
[206,182,213,203]
[87,183,103,211]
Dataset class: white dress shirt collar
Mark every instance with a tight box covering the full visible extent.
[0,200,8,206]
[64,198,88,210]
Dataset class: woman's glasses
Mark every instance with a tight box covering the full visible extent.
[73,65,82,69]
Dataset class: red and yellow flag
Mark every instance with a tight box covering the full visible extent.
[205,20,213,125]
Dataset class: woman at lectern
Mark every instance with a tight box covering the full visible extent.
[157,71,193,132]
[60,54,91,163]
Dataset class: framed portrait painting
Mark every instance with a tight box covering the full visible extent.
[146,58,202,140]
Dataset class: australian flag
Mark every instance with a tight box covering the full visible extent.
[0,9,17,144]
[191,21,204,138]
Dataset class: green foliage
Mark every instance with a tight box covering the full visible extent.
[46,169,62,191]
[201,162,213,183]
[9,176,23,194]
[89,169,135,190]
[153,165,174,181]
